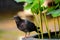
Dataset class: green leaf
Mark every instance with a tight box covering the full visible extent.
[25,0,34,3]
[55,4,59,9]
[39,7,44,11]
[24,3,32,10]
[31,3,39,14]
[31,7,39,14]
[47,7,55,12]
[14,0,25,2]
[47,9,60,17]
[54,0,60,4]
[24,0,38,10]
[40,0,44,5]
[51,9,60,17]
[14,0,34,3]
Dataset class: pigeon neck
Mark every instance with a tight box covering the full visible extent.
[25,19,27,24]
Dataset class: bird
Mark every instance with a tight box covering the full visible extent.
[14,15,40,38]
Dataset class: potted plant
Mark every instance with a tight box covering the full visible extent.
[15,0,60,39]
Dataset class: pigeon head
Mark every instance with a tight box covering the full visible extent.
[14,15,22,22]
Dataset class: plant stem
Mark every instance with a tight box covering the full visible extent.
[38,0,43,39]
[43,13,51,38]
[57,17,60,38]
[34,14,41,39]
[39,11,43,39]
[53,18,57,37]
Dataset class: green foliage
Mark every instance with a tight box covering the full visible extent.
[47,7,55,12]
[50,9,60,17]
[15,0,60,16]
[14,0,25,2]
[25,0,34,3]
[24,0,38,9]
[15,0,44,14]
[24,3,32,10]
[15,0,34,3]
[31,3,39,14]
[39,0,44,5]
[54,0,60,4]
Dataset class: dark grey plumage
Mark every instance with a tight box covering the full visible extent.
[14,15,38,33]
[14,15,40,37]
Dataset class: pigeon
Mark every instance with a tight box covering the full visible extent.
[14,15,40,38]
